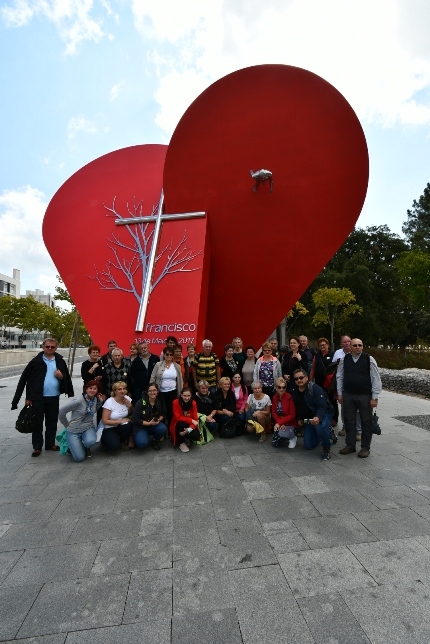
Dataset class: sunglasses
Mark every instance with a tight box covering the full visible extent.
[165,352,173,356]
[352,344,363,347]
[294,376,305,381]
[44,345,56,349]
[277,385,286,389]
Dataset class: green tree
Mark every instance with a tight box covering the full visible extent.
[284,301,309,342]
[312,287,362,349]
[303,226,409,345]
[0,296,17,342]
[396,250,430,309]
[402,183,430,251]
[13,297,44,346]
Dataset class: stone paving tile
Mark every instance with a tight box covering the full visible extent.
[265,477,303,498]
[173,459,206,479]
[251,496,320,523]
[49,495,117,520]
[241,480,275,500]
[91,536,172,574]
[122,569,172,624]
[0,517,78,551]
[289,475,331,494]
[67,510,144,543]
[2,634,66,644]
[230,564,314,643]
[204,464,242,489]
[297,592,371,643]
[359,483,430,509]
[173,476,211,506]
[0,484,44,503]
[173,567,234,615]
[278,546,377,598]
[348,537,430,584]
[0,499,60,525]
[2,542,98,587]
[173,503,217,533]
[294,513,377,549]
[410,503,430,521]
[341,580,430,643]
[217,516,277,570]
[64,621,171,644]
[353,507,430,540]
[39,478,100,500]
[0,549,24,583]
[171,608,243,644]
[17,575,130,638]
[0,583,42,640]
[305,490,378,516]
[263,521,310,554]
[140,507,173,536]
[114,487,173,512]
[235,465,286,481]
[209,486,257,520]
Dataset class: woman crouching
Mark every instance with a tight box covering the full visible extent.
[59,379,103,462]
[245,380,272,442]
[131,384,167,451]
[170,387,199,453]
[100,381,133,451]
[271,377,297,448]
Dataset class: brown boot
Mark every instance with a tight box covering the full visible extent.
[339,445,356,455]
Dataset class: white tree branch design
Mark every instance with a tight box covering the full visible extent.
[91,197,203,303]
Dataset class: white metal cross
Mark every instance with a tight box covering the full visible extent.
[115,189,206,332]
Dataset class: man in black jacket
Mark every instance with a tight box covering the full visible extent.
[11,338,74,457]
[130,342,159,403]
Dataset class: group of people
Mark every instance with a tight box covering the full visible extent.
[11,332,382,462]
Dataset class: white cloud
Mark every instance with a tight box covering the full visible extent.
[0,186,58,294]
[67,115,98,139]
[109,83,120,101]
[1,0,114,54]
[132,0,430,135]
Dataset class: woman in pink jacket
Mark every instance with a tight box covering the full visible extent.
[271,377,297,449]
[169,387,199,453]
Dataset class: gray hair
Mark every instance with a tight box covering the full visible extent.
[202,339,213,348]
[251,380,263,390]
[198,380,210,388]
[111,348,124,356]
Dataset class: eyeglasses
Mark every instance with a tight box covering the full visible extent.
[294,376,305,381]
[352,344,363,347]
[44,345,56,349]
[165,353,173,356]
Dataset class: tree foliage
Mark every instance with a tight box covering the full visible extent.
[396,250,430,309]
[284,301,309,341]
[402,182,430,251]
[311,287,362,349]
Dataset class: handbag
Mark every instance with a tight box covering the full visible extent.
[219,417,239,438]
[277,426,295,439]
[372,411,381,435]
[15,405,36,434]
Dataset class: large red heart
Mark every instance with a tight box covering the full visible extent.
[43,144,210,352]
[163,64,368,349]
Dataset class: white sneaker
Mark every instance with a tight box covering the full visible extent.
[288,436,297,449]
[179,443,189,453]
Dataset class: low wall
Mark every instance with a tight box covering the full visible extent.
[379,368,430,398]
[0,348,87,368]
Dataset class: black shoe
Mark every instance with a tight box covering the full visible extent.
[152,439,161,451]
[85,448,92,458]
[322,449,331,461]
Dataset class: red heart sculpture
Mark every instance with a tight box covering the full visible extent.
[43,144,210,351]
[163,64,368,349]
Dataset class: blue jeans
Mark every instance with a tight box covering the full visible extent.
[303,412,332,450]
[134,422,167,449]
[66,428,97,462]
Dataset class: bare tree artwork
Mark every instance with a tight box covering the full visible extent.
[91,197,203,303]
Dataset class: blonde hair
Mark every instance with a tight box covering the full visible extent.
[111,381,127,397]
[218,377,231,387]
[261,342,271,351]
[275,377,287,388]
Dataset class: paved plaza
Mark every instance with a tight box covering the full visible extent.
[1,366,430,643]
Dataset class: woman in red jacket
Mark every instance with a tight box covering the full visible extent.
[271,377,297,449]
[170,387,199,452]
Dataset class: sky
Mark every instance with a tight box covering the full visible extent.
[1,0,430,297]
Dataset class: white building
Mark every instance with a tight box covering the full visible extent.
[0,268,20,299]
[25,289,55,308]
